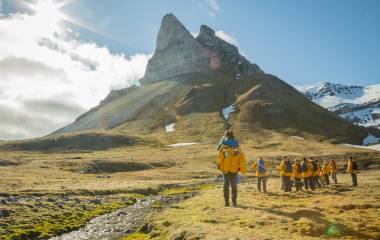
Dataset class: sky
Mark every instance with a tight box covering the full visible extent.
[0,0,379,140]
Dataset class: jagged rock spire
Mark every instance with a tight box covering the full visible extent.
[142,14,209,83]
[155,14,194,51]
[142,13,263,83]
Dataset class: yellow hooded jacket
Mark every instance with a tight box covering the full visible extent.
[347,161,356,174]
[251,160,269,177]
[312,162,320,177]
[217,144,246,174]
[301,161,313,178]
[278,160,292,177]
[293,163,302,179]
[321,164,330,175]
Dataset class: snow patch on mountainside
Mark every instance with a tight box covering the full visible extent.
[340,144,380,152]
[363,134,380,146]
[340,108,380,128]
[222,105,236,120]
[291,136,304,140]
[168,143,198,147]
[165,123,175,132]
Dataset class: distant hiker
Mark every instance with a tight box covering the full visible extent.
[329,160,338,184]
[311,158,322,188]
[251,157,269,193]
[217,130,246,207]
[293,159,303,192]
[347,156,358,187]
[301,157,314,190]
[277,158,285,190]
[278,157,293,192]
[321,161,330,185]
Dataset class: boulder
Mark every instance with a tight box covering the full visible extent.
[0,209,10,218]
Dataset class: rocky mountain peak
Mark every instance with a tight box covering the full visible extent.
[156,13,194,51]
[304,82,364,100]
[142,13,263,83]
[198,25,216,40]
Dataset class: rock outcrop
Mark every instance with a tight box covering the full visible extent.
[196,25,262,76]
[142,14,210,83]
[142,14,263,83]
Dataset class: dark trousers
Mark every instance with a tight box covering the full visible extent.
[257,177,267,192]
[282,176,291,192]
[351,173,358,186]
[324,174,330,185]
[223,172,237,205]
[314,176,322,188]
[304,177,314,190]
[294,177,302,191]
[332,172,337,184]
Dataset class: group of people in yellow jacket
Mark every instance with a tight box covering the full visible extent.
[217,130,359,207]
[276,157,339,192]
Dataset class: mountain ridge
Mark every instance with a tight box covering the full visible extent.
[300,82,380,129]
[27,14,380,149]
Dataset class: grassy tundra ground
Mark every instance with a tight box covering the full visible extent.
[0,137,379,239]
[146,171,380,240]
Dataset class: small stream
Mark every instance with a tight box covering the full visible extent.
[50,193,192,240]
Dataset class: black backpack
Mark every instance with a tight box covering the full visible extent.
[312,162,318,171]
[352,161,358,170]
[285,160,293,173]
[301,163,308,172]
[297,163,302,173]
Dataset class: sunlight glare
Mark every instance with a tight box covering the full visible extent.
[26,0,69,36]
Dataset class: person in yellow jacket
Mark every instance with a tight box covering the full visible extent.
[301,157,314,190]
[278,157,293,192]
[217,130,246,207]
[311,158,322,188]
[277,159,285,190]
[347,156,358,187]
[293,159,303,192]
[321,161,330,185]
[251,157,269,193]
[329,160,338,184]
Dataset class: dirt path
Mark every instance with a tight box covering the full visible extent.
[50,193,192,240]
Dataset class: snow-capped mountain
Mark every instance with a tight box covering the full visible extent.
[300,82,380,129]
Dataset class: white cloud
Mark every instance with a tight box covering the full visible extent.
[215,30,239,46]
[205,0,219,18]
[208,11,216,18]
[0,13,151,140]
[207,0,219,11]
[191,31,199,38]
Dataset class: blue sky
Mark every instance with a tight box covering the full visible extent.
[3,0,379,86]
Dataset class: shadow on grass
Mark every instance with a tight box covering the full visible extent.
[260,207,372,239]
[263,184,355,197]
